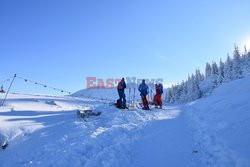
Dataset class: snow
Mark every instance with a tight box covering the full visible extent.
[185,76,250,167]
[131,107,197,167]
[0,75,250,167]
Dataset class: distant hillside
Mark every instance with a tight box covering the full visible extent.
[71,83,167,102]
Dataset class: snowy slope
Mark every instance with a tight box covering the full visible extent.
[186,76,250,167]
[0,75,250,167]
[71,86,140,101]
[0,93,182,167]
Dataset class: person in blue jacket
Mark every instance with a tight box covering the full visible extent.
[117,78,127,109]
[138,79,150,110]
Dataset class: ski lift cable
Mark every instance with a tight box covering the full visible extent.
[15,75,71,94]
[0,77,12,84]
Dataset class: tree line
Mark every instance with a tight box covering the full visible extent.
[166,46,250,103]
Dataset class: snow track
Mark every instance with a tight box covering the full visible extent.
[187,105,236,167]
[185,76,250,167]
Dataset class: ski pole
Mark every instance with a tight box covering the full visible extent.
[129,88,131,107]
[133,87,135,107]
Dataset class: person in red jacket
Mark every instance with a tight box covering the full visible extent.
[154,83,163,109]
[117,78,127,109]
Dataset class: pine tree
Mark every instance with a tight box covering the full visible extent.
[205,63,212,79]
[186,74,201,101]
[247,51,250,74]
[211,61,219,75]
[244,45,247,55]
[177,84,184,101]
[241,48,250,75]
[218,59,225,84]
[195,69,204,83]
[166,88,173,103]
[211,61,219,86]
[232,46,243,79]
[224,55,233,81]
[180,80,188,101]
[171,86,176,102]
[167,46,249,104]
[241,48,248,75]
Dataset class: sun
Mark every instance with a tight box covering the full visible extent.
[244,38,250,50]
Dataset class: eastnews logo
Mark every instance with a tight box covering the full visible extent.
[86,77,163,89]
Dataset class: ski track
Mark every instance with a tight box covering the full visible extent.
[186,104,236,167]
[184,76,250,167]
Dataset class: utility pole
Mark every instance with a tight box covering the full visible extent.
[1,74,16,107]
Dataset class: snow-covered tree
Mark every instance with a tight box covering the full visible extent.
[180,80,188,101]
[232,46,243,79]
[195,69,204,83]
[218,59,225,84]
[224,55,233,81]
[211,61,219,75]
[205,63,212,79]
[241,49,249,75]
[211,61,219,86]
[166,88,173,103]
[246,51,250,74]
[166,46,249,104]
[171,86,177,102]
[186,74,201,101]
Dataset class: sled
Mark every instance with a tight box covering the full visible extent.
[1,142,8,150]
[76,109,101,118]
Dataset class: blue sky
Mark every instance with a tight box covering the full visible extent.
[1,0,250,94]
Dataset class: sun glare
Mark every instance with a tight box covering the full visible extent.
[244,38,250,50]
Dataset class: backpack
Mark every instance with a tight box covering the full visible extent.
[139,83,148,96]
[158,84,163,94]
[116,99,124,108]
[118,81,125,90]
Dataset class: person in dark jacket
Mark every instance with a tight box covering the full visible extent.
[138,79,150,110]
[154,83,163,109]
[117,78,127,108]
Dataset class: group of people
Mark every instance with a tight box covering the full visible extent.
[116,78,163,110]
